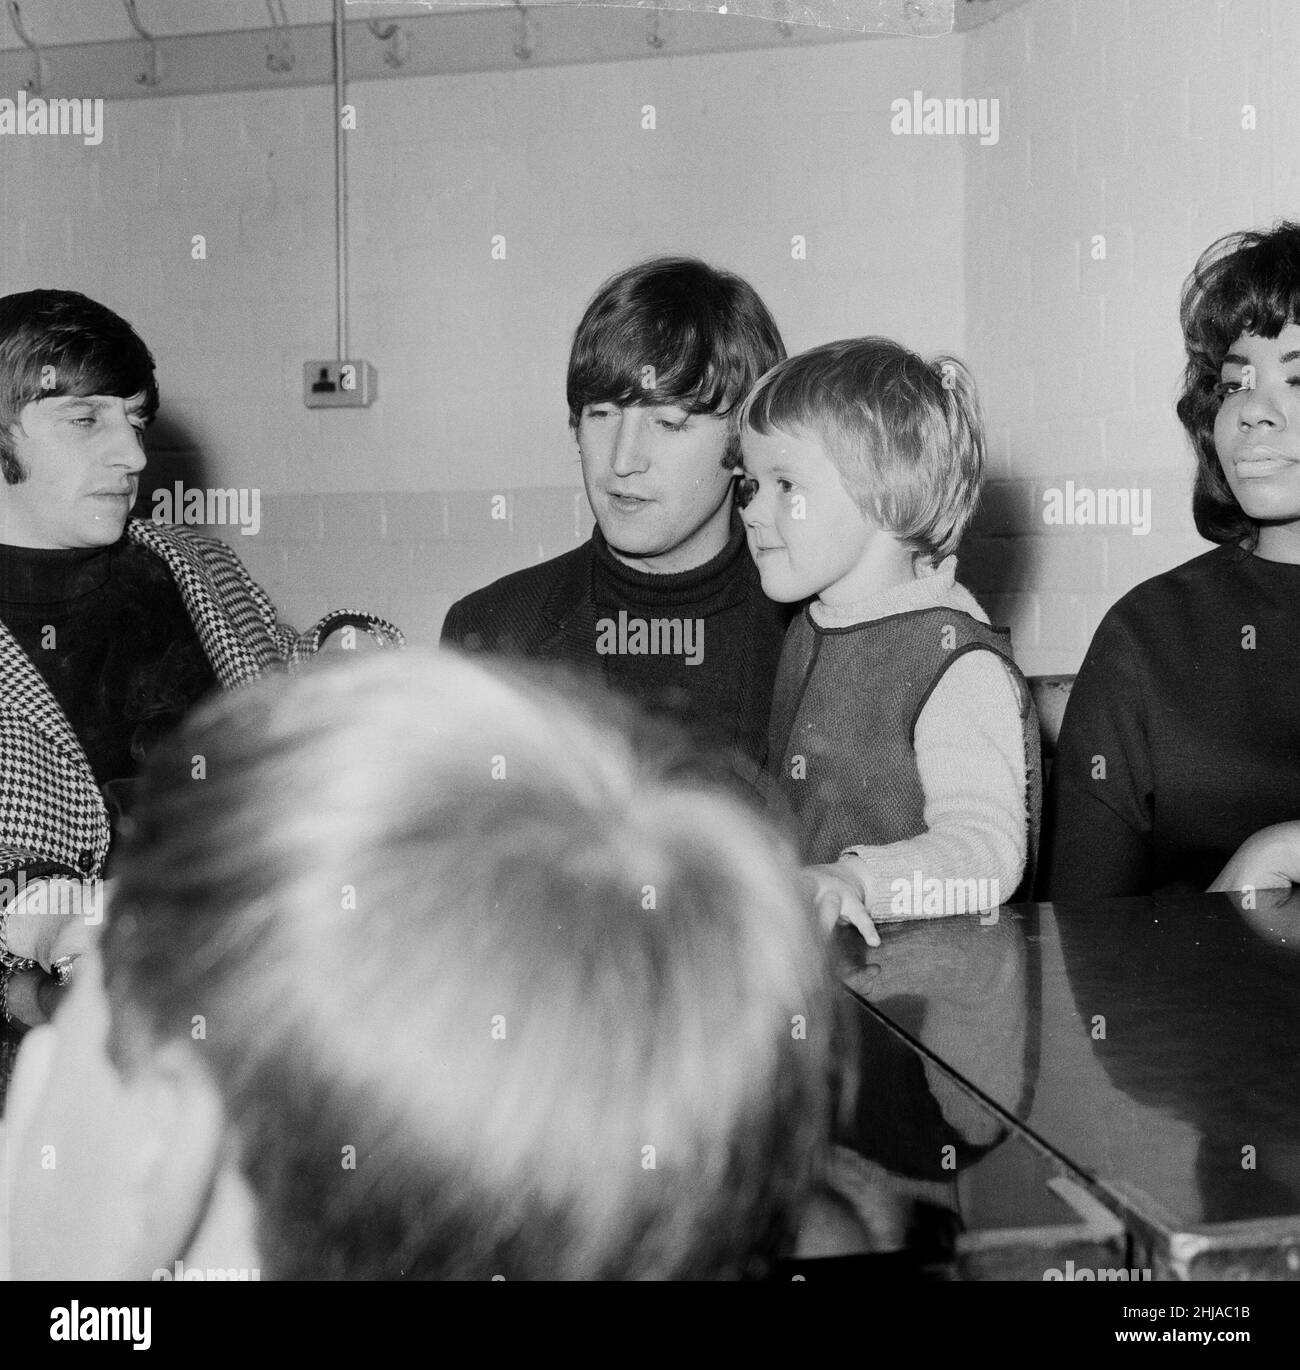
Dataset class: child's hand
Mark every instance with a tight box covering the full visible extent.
[803,862,880,948]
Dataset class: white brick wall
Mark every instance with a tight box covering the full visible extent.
[2,6,1294,672]
[963,0,1299,675]
[0,36,965,644]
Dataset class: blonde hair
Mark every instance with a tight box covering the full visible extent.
[105,650,833,1279]
[741,336,986,562]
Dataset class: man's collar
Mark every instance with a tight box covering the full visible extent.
[529,503,750,637]
[540,539,598,628]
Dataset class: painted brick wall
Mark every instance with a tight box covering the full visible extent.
[0,34,967,646]
[5,6,1292,670]
[963,0,1300,675]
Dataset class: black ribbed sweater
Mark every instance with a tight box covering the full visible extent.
[1042,543,1300,898]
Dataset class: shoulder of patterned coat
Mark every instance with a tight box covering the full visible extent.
[125,519,291,687]
[128,520,406,673]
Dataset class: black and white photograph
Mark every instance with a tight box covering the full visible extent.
[0,0,1296,1342]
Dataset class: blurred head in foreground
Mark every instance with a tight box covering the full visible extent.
[5,650,832,1279]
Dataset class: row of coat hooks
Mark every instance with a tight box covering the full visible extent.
[2,0,427,94]
[3,1,798,95]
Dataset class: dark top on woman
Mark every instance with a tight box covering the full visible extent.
[0,540,216,814]
[1041,543,1300,898]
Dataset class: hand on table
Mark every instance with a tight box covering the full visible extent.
[1208,821,1300,897]
[804,861,880,948]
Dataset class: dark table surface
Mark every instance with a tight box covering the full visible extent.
[836,889,1300,1276]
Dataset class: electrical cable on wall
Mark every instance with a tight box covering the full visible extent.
[333,0,348,363]
[303,0,375,410]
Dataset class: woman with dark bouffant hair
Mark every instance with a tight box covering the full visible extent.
[1043,221,1300,899]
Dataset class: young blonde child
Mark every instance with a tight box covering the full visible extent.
[737,338,1040,945]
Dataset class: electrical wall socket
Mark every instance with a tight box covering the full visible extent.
[303,359,378,408]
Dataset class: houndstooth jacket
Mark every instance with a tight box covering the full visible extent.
[0,518,403,884]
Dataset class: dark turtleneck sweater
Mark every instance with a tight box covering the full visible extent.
[441,511,793,793]
[1042,543,1300,898]
[589,517,790,785]
[0,539,216,820]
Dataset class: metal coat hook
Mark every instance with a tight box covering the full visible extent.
[646,9,664,50]
[366,17,409,70]
[265,0,294,73]
[512,1,532,62]
[122,0,164,87]
[6,2,45,95]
